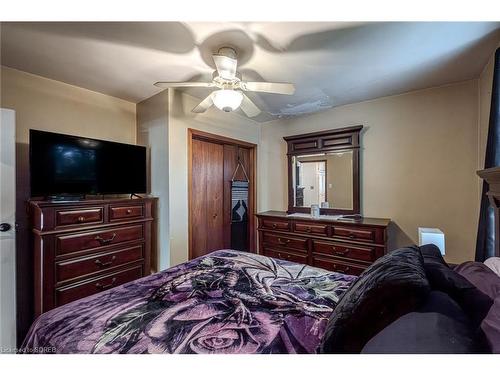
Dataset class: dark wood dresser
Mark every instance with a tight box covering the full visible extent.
[257,211,390,276]
[29,197,157,317]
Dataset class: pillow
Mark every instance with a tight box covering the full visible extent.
[454,261,500,299]
[420,244,493,328]
[361,291,490,354]
[481,295,500,353]
[420,244,450,267]
[318,246,430,353]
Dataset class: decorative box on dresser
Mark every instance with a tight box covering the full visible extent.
[257,211,390,276]
[29,197,157,317]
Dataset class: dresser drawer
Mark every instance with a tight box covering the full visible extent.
[56,245,144,283]
[312,256,366,276]
[56,207,103,227]
[259,218,291,231]
[109,205,144,221]
[332,225,376,243]
[289,138,319,153]
[263,247,308,264]
[56,224,144,255]
[294,221,328,236]
[313,240,376,262]
[262,232,308,253]
[56,266,143,306]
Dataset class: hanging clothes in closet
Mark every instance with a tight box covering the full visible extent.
[231,159,249,251]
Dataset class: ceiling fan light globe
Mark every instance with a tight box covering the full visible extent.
[213,89,243,112]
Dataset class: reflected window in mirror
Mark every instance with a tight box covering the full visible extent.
[292,150,353,210]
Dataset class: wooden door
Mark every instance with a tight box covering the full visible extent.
[191,139,224,258]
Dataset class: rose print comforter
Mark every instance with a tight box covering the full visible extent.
[22,250,356,354]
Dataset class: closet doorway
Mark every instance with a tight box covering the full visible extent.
[188,129,257,260]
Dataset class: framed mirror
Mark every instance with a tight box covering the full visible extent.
[284,126,362,215]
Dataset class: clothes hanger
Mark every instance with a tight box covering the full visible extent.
[231,156,249,182]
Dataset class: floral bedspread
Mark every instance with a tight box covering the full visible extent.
[22,250,356,354]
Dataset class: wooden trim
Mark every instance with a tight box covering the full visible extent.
[189,128,257,148]
[352,147,360,214]
[249,145,257,253]
[283,125,363,141]
[188,129,257,260]
[188,130,193,261]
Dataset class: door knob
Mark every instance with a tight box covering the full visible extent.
[0,223,12,232]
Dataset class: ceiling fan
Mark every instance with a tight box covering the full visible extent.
[154,47,295,118]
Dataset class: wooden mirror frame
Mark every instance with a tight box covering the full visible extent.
[284,125,362,215]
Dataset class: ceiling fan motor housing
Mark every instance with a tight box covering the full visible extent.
[217,46,237,59]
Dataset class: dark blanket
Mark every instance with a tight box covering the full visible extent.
[21,250,356,354]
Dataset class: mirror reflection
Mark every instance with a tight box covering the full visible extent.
[292,150,353,210]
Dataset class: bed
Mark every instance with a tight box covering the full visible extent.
[21,250,356,354]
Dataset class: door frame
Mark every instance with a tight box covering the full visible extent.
[188,128,257,260]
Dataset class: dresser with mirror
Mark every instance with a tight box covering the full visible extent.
[257,125,391,276]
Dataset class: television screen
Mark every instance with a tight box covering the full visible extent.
[30,130,147,196]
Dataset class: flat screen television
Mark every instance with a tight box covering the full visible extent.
[30,130,147,197]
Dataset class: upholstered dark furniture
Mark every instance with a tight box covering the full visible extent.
[320,245,497,354]
[420,244,493,328]
[361,291,489,353]
[319,246,430,353]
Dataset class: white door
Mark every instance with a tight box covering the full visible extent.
[0,109,16,352]
[300,161,326,207]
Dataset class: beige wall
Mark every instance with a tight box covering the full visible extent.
[1,66,137,342]
[260,80,480,264]
[328,152,353,209]
[136,90,169,271]
[167,90,261,266]
[1,66,136,144]
[1,65,137,219]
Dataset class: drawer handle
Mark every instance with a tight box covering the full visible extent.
[126,209,132,214]
[334,265,350,273]
[277,252,290,260]
[272,223,277,229]
[333,248,350,256]
[348,234,356,239]
[278,238,291,245]
[305,227,312,233]
[77,216,86,223]
[95,277,117,290]
[95,255,117,267]
[95,233,117,245]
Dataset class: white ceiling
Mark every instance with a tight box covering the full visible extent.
[1,22,499,122]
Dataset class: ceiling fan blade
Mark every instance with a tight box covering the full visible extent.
[240,82,295,95]
[154,81,214,88]
[213,55,238,80]
[240,94,261,118]
[192,93,215,114]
